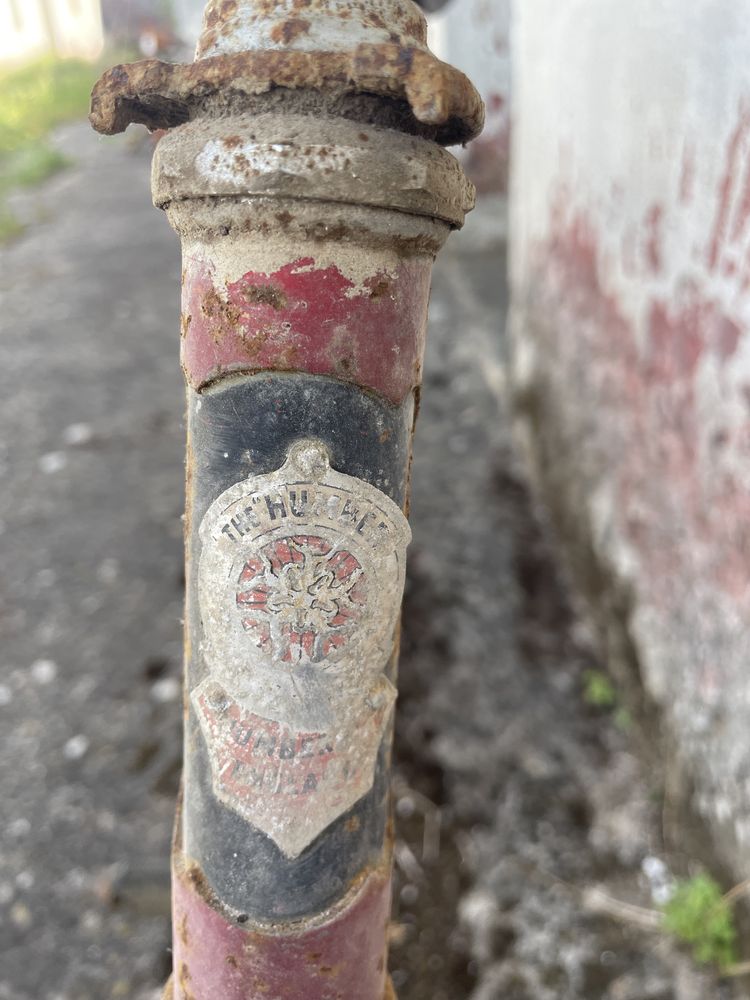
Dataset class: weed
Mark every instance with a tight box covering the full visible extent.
[663,874,738,971]
[582,669,618,710]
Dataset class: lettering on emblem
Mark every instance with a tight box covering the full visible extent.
[194,439,411,857]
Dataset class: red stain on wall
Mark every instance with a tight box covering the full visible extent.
[537,185,750,617]
[708,105,750,271]
[644,204,664,275]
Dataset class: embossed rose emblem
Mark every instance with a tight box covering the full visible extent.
[236,536,367,664]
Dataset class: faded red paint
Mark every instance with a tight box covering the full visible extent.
[171,855,391,1000]
[181,257,431,404]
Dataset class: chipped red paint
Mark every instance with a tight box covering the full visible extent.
[171,855,391,1000]
[181,257,431,403]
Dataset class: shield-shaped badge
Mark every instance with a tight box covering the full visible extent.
[193,439,411,857]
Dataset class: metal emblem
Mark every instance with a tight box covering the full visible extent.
[194,439,411,857]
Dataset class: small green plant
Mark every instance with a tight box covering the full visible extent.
[613,706,633,732]
[663,874,738,971]
[582,669,618,710]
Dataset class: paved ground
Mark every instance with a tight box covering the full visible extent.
[0,123,742,999]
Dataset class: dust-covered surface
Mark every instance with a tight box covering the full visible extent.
[0,124,742,999]
[0,125,182,1000]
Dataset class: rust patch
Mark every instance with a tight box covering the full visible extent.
[179,912,189,947]
[270,18,311,46]
[242,284,288,309]
[368,278,391,300]
[178,962,196,1000]
[89,45,484,147]
[204,0,238,30]
[226,955,238,968]
[344,814,361,833]
[200,287,241,341]
[318,963,342,978]
[237,325,272,357]
[185,860,217,908]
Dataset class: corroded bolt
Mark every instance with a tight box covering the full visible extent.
[91,2,481,997]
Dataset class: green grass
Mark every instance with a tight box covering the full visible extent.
[0,56,100,239]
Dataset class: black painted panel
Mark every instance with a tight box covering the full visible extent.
[183,373,413,920]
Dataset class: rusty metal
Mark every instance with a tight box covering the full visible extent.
[90,9,483,145]
[92,2,480,997]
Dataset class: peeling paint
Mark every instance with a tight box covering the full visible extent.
[181,255,430,401]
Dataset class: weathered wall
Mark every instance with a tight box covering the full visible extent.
[510,0,750,874]
[171,0,204,49]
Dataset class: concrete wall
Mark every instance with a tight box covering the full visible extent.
[510,0,750,874]
[429,0,511,195]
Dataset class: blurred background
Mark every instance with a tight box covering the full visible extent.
[1,2,749,999]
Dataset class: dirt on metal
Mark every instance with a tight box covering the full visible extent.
[151,113,475,227]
